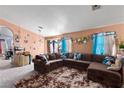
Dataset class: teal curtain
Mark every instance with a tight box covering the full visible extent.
[92,35,97,54]
[60,38,67,54]
[92,33,104,55]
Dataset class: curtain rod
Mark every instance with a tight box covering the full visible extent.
[92,31,116,36]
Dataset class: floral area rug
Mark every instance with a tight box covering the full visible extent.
[15,67,105,88]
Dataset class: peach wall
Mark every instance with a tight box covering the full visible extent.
[45,23,124,54]
[0,19,45,57]
[1,18,124,56]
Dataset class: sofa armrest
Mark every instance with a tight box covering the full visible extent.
[32,59,46,65]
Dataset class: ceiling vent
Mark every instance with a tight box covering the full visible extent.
[92,5,101,11]
[38,26,43,32]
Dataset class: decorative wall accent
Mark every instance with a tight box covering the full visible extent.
[72,35,91,44]
[82,36,91,44]
[24,33,30,43]
[27,34,30,37]
[24,36,28,43]
[15,34,20,43]
[39,39,42,42]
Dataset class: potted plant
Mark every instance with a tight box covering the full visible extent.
[82,37,88,44]
[119,41,124,50]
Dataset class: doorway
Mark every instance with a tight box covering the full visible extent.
[0,26,14,60]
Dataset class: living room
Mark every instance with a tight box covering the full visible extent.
[0,3,124,89]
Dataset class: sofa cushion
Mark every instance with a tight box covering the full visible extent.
[35,55,45,61]
[68,53,74,59]
[64,58,76,62]
[35,55,42,59]
[33,59,46,64]
[63,59,91,65]
[35,54,48,63]
[81,54,93,61]
[92,54,106,63]
[48,59,64,71]
[49,53,56,60]
[63,59,90,70]
[55,53,61,59]
[75,60,91,65]
[64,53,71,58]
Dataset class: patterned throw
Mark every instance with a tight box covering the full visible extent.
[15,67,105,88]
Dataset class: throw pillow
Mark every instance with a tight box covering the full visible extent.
[61,53,67,59]
[102,56,115,65]
[73,53,81,60]
[65,53,69,58]
[77,53,81,60]
[42,54,48,63]
[73,53,78,60]
[44,54,49,60]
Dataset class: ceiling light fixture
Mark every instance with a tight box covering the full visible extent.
[92,5,101,11]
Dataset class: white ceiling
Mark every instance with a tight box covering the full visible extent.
[0,5,124,37]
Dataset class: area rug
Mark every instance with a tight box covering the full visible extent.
[15,67,106,88]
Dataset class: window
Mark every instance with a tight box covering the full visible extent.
[59,37,72,54]
[92,32,116,56]
[48,40,58,53]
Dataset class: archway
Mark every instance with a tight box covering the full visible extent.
[0,26,14,58]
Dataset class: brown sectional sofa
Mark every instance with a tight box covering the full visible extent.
[32,53,123,87]
[87,62,122,87]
